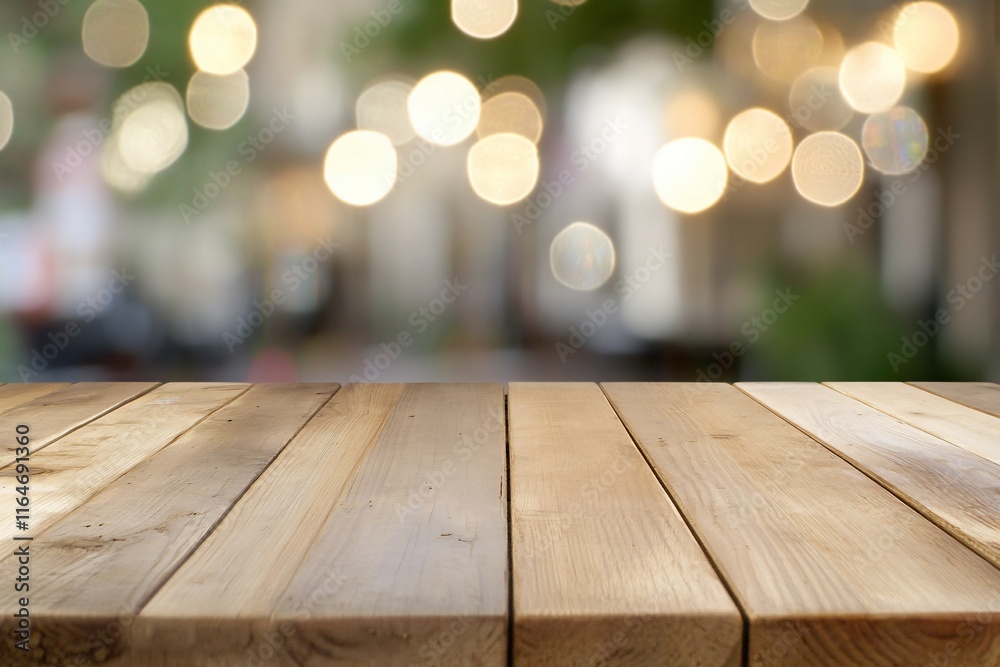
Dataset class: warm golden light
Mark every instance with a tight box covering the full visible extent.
[652,138,728,214]
[862,107,929,175]
[791,131,864,207]
[467,133,539,205]
[752,17,823,82]
[452,0,518,40]
[550,222,616,291]
[749,0,809,21]
[116,83,188,175]
[0,91,12,153]
[323,131,397,207]
[663,88,720,140]
[723,108,793,184]
[477,92,543,144]
[356,79,416,146]
[892,2,960,74]
[839,42,906,113]
[186,70,249,130]
[489,75,547,119]
[788,66,853,131]
[101,130,152,194]
[82,0,149,68]
[189,5,258,75]
[408,71,481,146]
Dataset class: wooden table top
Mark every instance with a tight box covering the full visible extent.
[0,382,997,666]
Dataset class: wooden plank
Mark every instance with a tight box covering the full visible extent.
[0,383,248,545]
[0,384,337,666]
[741,382,1000,569]
[604,382,1000,667]
[0,383,70,414]
[827,382,1000,466]
[0,382,158,463]
[262,383,509,667]
[910,381,1000,418]
[134,383,404,666]
[511,383,742,667]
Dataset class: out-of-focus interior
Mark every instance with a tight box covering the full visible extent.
[0,0,996,382]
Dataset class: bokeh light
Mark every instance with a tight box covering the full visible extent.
[550,222,616,291]
[356,79,417,146]
[408,71,481,146]
[452,0,518,40]
[0,91,12,153]
[82,0,149,68]
[323,131,397,207]
[189,4,258,75]
[862,106,929,175]
[839,42,906,113]
[489,75,547,119]
[186,70,250,131]
[788,66,853,131]
[467,133,539,205]
[892,2,960,74]
[791,131,864,206]
[477,92,543,143]
[663,88,721,140]
[752,17,824,82]
[749,0,809,21]
[652,138,728,214]
[115,83,188,175]
[723,108,793,184]
[101,130,153,194]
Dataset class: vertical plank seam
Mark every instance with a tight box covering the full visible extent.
[906,381,1000,419]
[823,382,1000,468]
[735,383,1000,574]
[504,389,514,667]
[598,383,750,667]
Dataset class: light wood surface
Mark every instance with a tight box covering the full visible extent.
[0,383,247,545]
[911,381,1000,418]
[270,384,509,667]
[0,384,336,666]
[741,382,1000,570]
[134,383,400,666]
[605,382,1000,667]
[510,383,742,667]
[0,383,158,465]
[0,383,69,414]
[0,381,997,666]
[828,381,1000,466]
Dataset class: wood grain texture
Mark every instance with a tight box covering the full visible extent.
[911,381,1000,418]
[604,382,1000,667]
[0,383,248,545]
[510,383,742,667]
[741,382,1000,569]
[827,382,1000,466]
[0,383,70,414]
[0,383,158,464]
[0,384,337,667]
[134,383,403,667]
[267,383,509,667]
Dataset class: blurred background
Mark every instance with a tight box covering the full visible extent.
[0,0,996,383]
